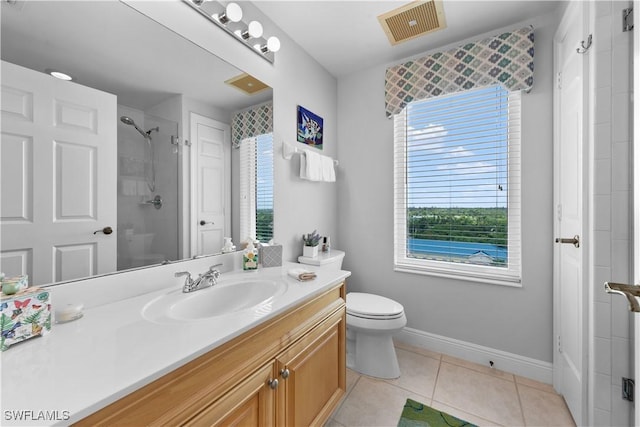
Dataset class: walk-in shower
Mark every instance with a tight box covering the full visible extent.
[120,116,157,192]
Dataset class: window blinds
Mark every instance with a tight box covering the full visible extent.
[239,134,273,244]
[394,85,521,283]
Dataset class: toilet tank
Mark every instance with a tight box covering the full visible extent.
[298,249,345,271]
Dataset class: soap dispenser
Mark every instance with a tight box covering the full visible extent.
[243,238,259,270]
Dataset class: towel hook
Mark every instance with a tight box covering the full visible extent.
[576,34,592,54]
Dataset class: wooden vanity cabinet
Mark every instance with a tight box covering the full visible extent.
[75,282,346,427]
[276,309,345,426]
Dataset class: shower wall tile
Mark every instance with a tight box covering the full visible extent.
[594,266,612,303]
[594,123,611,159]
[611,296,630,339]
[593,195,611,231]
[595,301,611,338]
[594,373,612,411]
[594,337,611,375]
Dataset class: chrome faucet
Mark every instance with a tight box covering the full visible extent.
[175,263,223,293]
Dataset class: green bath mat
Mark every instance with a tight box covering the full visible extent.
[398,399,477,427]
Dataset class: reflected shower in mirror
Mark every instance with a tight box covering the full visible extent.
[0,0,273,286]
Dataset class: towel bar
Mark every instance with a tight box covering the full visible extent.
[282,141,338,165]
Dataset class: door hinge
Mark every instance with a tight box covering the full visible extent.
[623,7,634,32]
[557,72,562,90]
[622,377,634,402]
[558,335,562,353]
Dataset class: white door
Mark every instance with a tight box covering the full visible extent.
[189,113,230,257]
[1,61,117,286]
[553,3,588,425]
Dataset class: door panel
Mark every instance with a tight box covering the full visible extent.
[276,309,346,426]
[0,60,117,285]
[553,2,587,425]
[190,113,230,257]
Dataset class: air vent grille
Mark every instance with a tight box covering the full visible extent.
[225,73,270,95]
[378,0,446,45]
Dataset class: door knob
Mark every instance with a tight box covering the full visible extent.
[200,220,214,226]
[555,235,579,248]
[280,368,290,379]
[268,378,279,389]
[93,226,113,235]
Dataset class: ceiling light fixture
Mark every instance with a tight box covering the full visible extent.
[185,0,280,63]
[45,69,72,81]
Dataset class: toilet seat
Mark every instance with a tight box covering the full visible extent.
[346,292,405,320]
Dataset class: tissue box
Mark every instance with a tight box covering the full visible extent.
[260,244,283,267]
[1,287,51,351]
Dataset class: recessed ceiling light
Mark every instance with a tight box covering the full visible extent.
[45,69,72,81]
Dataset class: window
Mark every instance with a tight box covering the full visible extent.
[239,133,273,243]
[394,85,521,285]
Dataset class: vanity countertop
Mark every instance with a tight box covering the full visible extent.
[0,262,350,426]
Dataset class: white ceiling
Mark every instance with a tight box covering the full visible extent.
[254,0,562,77]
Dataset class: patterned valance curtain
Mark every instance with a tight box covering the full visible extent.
[384,27,534,118]
[232,102,273,147]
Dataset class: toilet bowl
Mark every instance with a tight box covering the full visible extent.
[297,249,407,379]
[346,292,406,379]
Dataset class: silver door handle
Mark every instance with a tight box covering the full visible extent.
[555,235,579,248]
[605,282,640,313]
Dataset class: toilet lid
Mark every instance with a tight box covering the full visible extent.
[346,292,404,319]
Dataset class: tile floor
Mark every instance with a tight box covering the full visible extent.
[326,342,576,427]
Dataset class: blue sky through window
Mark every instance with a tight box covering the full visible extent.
[256,133,273,210]
[406,85,509,210]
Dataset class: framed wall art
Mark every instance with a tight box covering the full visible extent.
[296,105,323,149]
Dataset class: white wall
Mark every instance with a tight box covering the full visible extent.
[337,13,558,363]
[126,1,339,262]
[590,1,634,425]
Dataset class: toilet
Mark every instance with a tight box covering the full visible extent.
[298,249,407,379]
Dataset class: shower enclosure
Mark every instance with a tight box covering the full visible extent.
[117,105,179,270]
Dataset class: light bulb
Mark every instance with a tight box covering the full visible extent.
[267,36,281,52]
[241,21,263,39]
[218,2,242,24]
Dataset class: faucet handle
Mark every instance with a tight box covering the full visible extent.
[208,263,223,271]
[175,271,191,279]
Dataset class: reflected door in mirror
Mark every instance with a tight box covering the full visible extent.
[1,61,117,286]
[190,113,230,256]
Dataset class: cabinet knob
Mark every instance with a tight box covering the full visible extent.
[268,378,279,389]
[280,368,290,379]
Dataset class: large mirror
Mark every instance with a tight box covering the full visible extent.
[0,1,273,286]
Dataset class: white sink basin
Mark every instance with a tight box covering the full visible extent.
[142,278,287,323]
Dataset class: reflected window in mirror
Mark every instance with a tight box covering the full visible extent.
[239,133,274,243]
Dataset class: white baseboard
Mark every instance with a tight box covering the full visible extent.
[395,327,553,385]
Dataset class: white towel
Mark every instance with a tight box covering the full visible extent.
[288,268,317,281]
[301,150,323,181]
[321,154,336,182]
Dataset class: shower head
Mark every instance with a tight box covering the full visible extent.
[120,116,150,140]
[120,116,135,126]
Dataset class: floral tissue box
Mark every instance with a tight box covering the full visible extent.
[1,287,52,351]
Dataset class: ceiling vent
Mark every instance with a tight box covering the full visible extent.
[378,0,447,46]
[224,73,270,95]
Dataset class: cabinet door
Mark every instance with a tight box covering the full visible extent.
[185,362,276,427]
[276,308,346,426]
